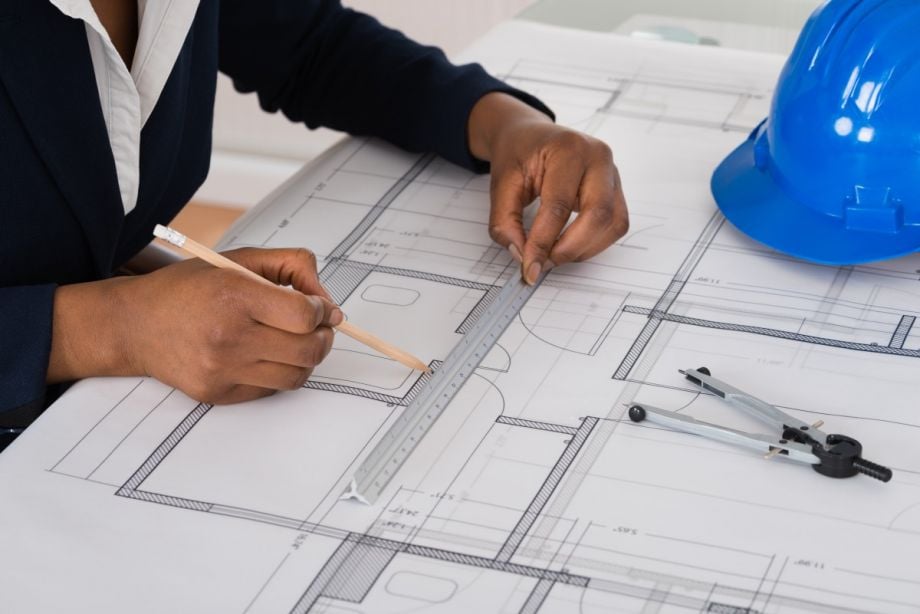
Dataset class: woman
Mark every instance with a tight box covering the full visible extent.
[0,0,628,448]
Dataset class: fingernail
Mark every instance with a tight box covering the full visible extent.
[525,261,542,285]
[524,260,555,285]
[508,244,523,263]
[330,308,344,327]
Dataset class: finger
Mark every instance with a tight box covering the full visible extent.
[523,156,585,284]
[237,278,342,335]
[207,385,276,406]
[250,326,336,368]
[488,170,531,263]
[225,247,333,301]
[236,361,316,392]
[550,162,629,264]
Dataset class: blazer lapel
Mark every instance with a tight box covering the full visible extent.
[0,0,124,276]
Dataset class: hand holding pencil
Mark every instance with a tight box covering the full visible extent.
[152,225,429,380]
[54,242,337,404]
[50,226,428,406]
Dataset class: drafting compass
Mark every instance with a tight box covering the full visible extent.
[628,367,893,483]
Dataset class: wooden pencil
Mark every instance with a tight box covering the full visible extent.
[153,224,430,373]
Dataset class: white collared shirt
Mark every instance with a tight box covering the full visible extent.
[48,0,201,214]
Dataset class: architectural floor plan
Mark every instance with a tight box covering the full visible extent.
[2,22,918,614]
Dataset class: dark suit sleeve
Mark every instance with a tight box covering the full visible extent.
[0,285,55,422]
[217,0,553,171]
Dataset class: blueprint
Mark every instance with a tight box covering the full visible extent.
[2,21,919,614]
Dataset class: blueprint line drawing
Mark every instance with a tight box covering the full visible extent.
[495,417,599,564]
[2,21,919,614]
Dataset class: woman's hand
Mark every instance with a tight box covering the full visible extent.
[48,248,341,404]
[468,92,629,284]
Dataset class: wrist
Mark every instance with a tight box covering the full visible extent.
[468,92,552,162]
[48,276,140,383]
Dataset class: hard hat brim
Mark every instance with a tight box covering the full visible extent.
[712,139,920,266]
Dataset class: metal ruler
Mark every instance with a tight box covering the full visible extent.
[343,272,545,505]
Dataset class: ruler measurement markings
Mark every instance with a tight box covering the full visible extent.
[346,273,545,504]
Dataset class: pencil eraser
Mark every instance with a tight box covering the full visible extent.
[153,224,187,248]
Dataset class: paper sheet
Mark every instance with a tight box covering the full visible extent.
[2,21,919,613]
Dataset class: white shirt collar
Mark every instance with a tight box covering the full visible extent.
[47,0,200,214]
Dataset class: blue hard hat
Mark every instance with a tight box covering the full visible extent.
[712,0,920,265]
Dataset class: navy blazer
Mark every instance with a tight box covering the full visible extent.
[0,0,550,431]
